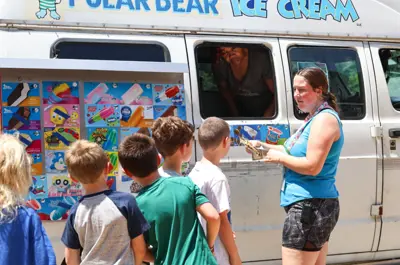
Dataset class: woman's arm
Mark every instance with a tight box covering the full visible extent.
[266,113,340,176]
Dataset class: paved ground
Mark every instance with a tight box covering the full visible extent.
[338,260,400,265]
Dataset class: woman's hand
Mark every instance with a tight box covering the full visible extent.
[245,140,261,154]
[264,149,284,163]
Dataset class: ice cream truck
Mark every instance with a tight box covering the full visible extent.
[1,0,400,264]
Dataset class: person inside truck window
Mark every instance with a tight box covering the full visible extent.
[212,46,275,117]
[248,67,343,265]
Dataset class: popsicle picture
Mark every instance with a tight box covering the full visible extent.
[84,82,127,105]
[230,125,263,147]
[123,83,153,105]
[120,105,154,128]
[85,104,120,127]
[45,151,67,173]
[4,129,42,154]
[2,106,41,130]
[85,83,109,104]
[153,84,185,106]
[47,174,83,198]
[120,127,152,143]
[155,85,179,103]
[31,153,44,175]
[153,105,187,121]
[44,127,80,150]
[28,175,48,200]
[44,104,80,127]
[107,152,119,176]
[87,128,119,151]
[2,82,40,107]
[26,196,79,221]
[42,81,79,105]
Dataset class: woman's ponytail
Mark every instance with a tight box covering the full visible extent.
[324,92,339,113]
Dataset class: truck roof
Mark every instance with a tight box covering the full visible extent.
[1,0,399,40]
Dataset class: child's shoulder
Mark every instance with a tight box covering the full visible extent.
[165,176,195,186]
[190,162,227,181]
[14,206,43,225]
[103,190,138,206]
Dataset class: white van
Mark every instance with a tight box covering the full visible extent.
[1,0,400,264]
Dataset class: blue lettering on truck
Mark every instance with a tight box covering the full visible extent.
[278,0,359,22]
[68,0,218,15]
[230,0,268,17]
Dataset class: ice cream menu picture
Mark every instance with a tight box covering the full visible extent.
[84,82,186,194]
[0,80,186,220]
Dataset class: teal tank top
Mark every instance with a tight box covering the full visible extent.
[280,109,344,207]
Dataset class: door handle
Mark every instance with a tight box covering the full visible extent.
[389,128,400,138]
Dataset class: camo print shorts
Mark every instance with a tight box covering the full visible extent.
[282,198,340,251]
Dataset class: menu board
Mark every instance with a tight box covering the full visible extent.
[1,80,186,221]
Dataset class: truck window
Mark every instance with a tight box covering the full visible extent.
[379,49,400,111]
[52,41,169,62]
[289,46,365,120]
[195,43,276,119]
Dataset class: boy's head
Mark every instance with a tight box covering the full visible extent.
[118,133,159,180]
[151,117,195,162]
[198,117,231,157]
[65,140,109,184]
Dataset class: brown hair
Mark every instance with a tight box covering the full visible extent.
[296,67,339,112]
[65,140,108,184]
[118,134,159,178]
[151,117,195,157]
[198,117,230,151]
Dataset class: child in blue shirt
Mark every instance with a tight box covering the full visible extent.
[0,134,56,265]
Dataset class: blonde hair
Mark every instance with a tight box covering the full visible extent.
[0,134,32,222]
[65,140,108,184]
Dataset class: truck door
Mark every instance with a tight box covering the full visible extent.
[279,39,380,254]
[370,42,400,251]
[185,35,289,262]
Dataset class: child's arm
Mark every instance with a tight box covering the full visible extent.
[126,196,151,264]
[131,234,146,265]
[219,211,242,265]
[144,245,155,262]
[196,202,220,250]
[64,248,81,265]
[210,179,242,264]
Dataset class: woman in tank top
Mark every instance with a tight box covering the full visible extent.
[248,67,344,265]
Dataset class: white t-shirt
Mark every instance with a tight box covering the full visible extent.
[189,161,231,265]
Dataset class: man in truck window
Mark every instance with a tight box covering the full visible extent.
[213,46,276,118]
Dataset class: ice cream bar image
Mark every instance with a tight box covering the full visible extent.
[7,83,31,107]
[122,83,143,105]
[19,133,33,147]
[88,106,115,124]
[137,119,154,128]
[86,83,109,104]
[108,153,118,168]
[53,132,71,146]
[155,85,179,103]
[104,129,117,150]
[244,126,258,138]
[128,106,144,127]
[54,108,70,120]
[160,106,177,117]
[8,107,31,130]
[48,83,71,104]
